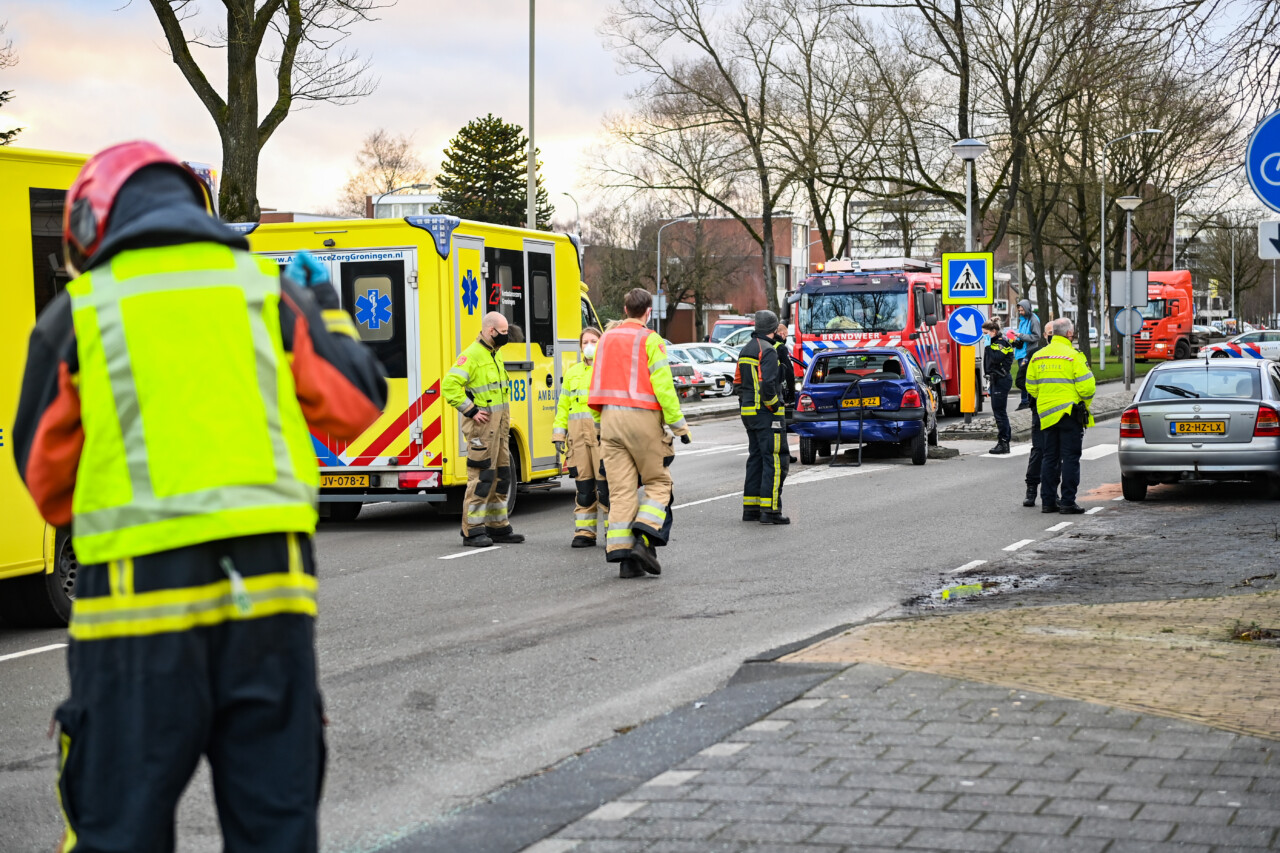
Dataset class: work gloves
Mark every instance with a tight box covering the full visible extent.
[287,250,340,311]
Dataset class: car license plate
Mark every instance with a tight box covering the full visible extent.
[842,396,881,408]
[1140,331,1151,340]
[1170,421,1225,435]
[322,474,368,488]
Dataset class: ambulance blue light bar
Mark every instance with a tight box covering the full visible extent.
[405,215,461,260]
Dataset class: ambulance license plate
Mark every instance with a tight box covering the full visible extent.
[842,396,881,408]
[1170,421,1225,435]
[322,474,368,488]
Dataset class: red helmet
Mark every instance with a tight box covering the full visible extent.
[64,140,211,275]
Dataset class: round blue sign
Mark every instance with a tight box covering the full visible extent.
[1247,111,1280,213]
[947,305,986,346]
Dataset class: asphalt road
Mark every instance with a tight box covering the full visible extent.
[0,414,1147,852]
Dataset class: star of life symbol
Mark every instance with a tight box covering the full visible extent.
[355,288,393,330]
[952,263,984,292]
[461,270,480,315]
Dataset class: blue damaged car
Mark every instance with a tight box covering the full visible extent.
[790,347,941,466]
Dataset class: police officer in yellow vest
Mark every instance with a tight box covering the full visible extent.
[1026,317,1096,514]
[553,327,609,547]
[443,311,527,547]
[13,142,387,852]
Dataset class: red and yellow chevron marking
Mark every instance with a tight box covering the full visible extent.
[314,378,444,469]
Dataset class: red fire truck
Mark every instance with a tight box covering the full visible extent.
[783,258,967,414]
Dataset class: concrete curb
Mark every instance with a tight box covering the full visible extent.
[682,400,740,423]
[940,388,1135,442]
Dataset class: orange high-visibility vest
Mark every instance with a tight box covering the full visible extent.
[588,321,661,411]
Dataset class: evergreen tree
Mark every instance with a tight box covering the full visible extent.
[434,114,553,229]
[0,89,19,146]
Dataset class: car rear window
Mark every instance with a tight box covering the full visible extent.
[1141,367,1260,401]
[812,352,906,383]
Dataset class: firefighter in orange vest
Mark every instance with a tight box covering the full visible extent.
[588,288,690,578]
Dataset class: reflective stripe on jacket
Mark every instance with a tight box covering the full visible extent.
[1026,336,1096,429]
[66,243,319,564]
[588,319,686,426]
[443,336,510,413]
[554,359,599,437]
[738,333,781,416]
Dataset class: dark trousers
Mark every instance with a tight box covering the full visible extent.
[1026,407,1043,489]
[55,533,325,852]
[742,414,788,512]
[989,375,1012,442]
[1040,417,1085,506]
[1016,358,1032,407]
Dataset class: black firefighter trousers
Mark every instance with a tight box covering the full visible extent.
[54,532,325,853]
[742,413,788,514]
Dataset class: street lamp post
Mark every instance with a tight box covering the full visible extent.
[1116,195,1143,391]
[560,192,580,239]
[1100,129,1162,372]
[656,218,695,337]
[527,0,536,230]
[949,138,989,252]
[372,183,432,217]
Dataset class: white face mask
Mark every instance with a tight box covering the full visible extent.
[583,343,598,361]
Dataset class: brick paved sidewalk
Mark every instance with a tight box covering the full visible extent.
[534,663,1278,853]
[532,594,1279,852]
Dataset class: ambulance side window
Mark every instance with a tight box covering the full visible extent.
[29,188,71,315]
[528,251,554,357]
[484,247,526,341]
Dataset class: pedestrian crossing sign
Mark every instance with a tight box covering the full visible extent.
[941,253,995,305]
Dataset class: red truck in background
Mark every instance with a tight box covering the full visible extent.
[1132,270,1195,361]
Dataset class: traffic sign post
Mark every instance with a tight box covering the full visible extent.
[1114,307,1143,337]
[1109,270,1149,308]
[947,306,985,416]
[941,253,995,305]
[1260,221,1280,260]
[1248,112,1280,213]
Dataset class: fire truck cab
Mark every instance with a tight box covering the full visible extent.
[783,258,966,414]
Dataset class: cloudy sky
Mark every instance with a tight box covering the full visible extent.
[2,0,635,217]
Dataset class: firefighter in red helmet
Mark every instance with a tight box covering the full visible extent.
[13,141,387,852]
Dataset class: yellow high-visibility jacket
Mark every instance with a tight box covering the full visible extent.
[443,336,510,416]
[553,360,599,438]
[1026,335,1096,429]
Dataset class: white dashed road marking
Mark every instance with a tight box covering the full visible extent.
[1086,507,1104,514]
[982,443,1033,458]
[1045,521,1073,532]
[949,559,988,574]
[1003,539,1036,552]
[1082,444,1118,460]
[0,644,66,663]
[438,546,503,560]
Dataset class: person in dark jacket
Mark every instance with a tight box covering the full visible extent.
[774,323,799,463]
[738,310,789,524]
[1016,325,1049,506]
[14,141,387,852]
[1013,299,1042,410]
[983,319,1015,454]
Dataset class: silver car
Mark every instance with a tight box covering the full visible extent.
[1118,360,1280,501]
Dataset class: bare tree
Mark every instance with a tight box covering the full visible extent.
[335,128,431,216]
[145,0,388,220]
[0,22,20,146]
[601,0,796,312]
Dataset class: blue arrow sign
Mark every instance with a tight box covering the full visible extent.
[947,305,985,346]
[1247,111,1280,213]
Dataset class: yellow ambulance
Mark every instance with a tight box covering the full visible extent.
[244,216,600,520]
[0,147,83,626]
